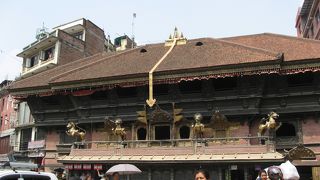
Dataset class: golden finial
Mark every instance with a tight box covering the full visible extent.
[165,27,187,46]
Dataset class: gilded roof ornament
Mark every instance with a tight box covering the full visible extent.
[165,27,187,46]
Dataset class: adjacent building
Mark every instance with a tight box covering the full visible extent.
[9,28,320,179]
[16,18,114,78]
[296,0,320,39]
[8,18,123,170]
[0,80,15,155]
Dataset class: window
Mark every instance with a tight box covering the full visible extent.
[30,55,39,67]
[179,126,190,139]
[74,31,83,40]
[276,123,296,137]
[43,47,55,61]
[155,126,170,140]
[137,127,147,140]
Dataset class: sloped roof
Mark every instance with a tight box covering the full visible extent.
[50,38,280,84]
[9,33,320,95]
[221,33,320,62]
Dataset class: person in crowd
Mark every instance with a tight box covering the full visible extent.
[268,166,284,180]
[111,172,120,180]
[194,169,210,180]
[257,169,268,180]
[80,172,86,180]
[96,169,108,180]
[86,172,92,180]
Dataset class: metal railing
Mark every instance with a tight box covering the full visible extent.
[73,136,271,150]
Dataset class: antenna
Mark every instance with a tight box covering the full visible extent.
[132,13,136,48]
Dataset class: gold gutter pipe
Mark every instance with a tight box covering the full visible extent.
[146,38,177,107]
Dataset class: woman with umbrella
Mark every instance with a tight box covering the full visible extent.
[106,164,141,180]
[111,172,119,180]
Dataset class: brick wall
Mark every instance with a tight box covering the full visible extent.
[83,20,105,56]
[302,118,320,144]
[0,94,15,131]
[57,30,85,65]
[46,128,60,150]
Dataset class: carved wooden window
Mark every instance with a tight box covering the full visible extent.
[154,125,170,140]
[276,122,296,137]
[137,127,147,140]
[179,125,190,139]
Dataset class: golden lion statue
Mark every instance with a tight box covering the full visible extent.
[192,113,205,138]
[258,112,281,136]
[66,122,86,141]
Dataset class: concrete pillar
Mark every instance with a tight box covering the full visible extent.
[31,126,36,141]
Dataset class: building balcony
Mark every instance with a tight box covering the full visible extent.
[58,136,284,164]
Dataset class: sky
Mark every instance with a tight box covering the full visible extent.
[0,0,304,82]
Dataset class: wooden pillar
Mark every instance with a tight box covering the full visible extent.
[312,167,320,180]
[218,168,222,180]
[170,168,174,180]
[244,167,248,180]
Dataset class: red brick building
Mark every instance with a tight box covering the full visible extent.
[296,0,320,39]
[0,80,16,155]
[9,30,320,179]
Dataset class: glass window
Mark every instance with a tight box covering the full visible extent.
[74,31,83,40]
[30,54,39,67]
[43,47,55,61]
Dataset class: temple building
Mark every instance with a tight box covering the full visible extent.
[8,29,320,179]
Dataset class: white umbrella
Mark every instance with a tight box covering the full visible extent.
[106,164,141,175]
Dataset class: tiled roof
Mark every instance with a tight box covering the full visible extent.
[57,146,284,163]
[9,34,320,95]
[221,33,320,62]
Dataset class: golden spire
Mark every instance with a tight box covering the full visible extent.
[165,27,187,46]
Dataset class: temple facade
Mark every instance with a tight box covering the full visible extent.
[9,30,320,179]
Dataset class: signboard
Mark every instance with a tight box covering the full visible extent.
[28,140,45,149]
[83,164,91,170]
[0,154,9,162]
[73,164,82,170]
[230,165,238,170]
[65,164,73,170]
[94,164,102,170]
[28,149,45,157]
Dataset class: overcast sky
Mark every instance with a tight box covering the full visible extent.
[0,0,304,81]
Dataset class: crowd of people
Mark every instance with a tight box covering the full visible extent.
[67,171,119,180]
[65,161,299,180]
